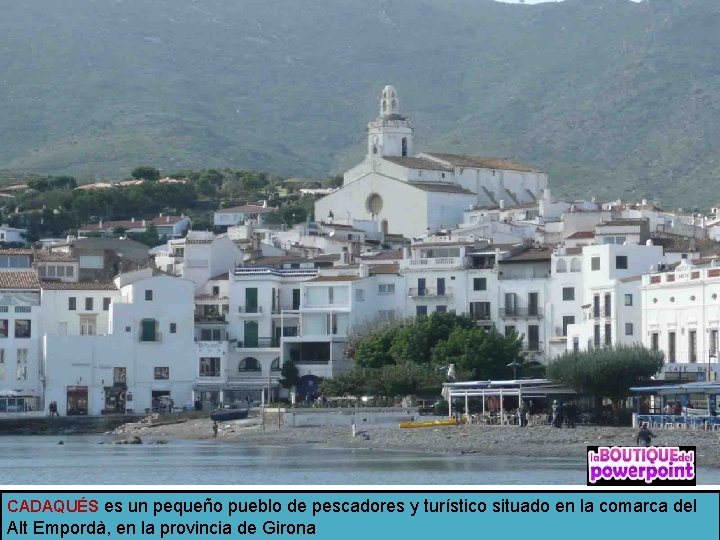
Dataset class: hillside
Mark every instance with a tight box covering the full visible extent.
[0,0,719,207]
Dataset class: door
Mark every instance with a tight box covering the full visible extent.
[244,321,258,348]
[417,278,426,297]
[245,288,258,313]
[505,293,516,315]
[528,292,538,316]
[437,278,445,296]
[292,289,301,310]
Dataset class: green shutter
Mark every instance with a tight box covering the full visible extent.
[244,321,258,348]
[245,288,258,313]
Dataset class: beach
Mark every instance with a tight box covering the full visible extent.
[113,416,720,468]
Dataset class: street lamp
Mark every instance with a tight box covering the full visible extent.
[507,359,522,380]
[708,353,717,383]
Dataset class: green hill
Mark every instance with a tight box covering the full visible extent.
[1,0,719,207]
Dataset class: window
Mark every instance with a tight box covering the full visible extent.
[14,320,31,338]
[625,323,634,336]
[140,319,159,342]
[470,302,491,320]
[436,305,447,314]
[355,289,365,302]
[378,310,396,322]
[562,316,575,336]
[212,286,220,296]
[239,357,261,372]
[562,287,575,301]
[591,257,600,271]
[103,297,111,311]
[79,255,104,269]
[710,329,718,357]
[271,358,281,372]
[0,320,7,338]
[199,357,221,377]
[378,284,395,295]
[85,297,94,311]
[624,294,633,306]
[528,325,540,351]
[66,266,74,277]
[79,316,96,336]
[573,337,580,353]
[68,297,76,311]
[16,349,27,381]
[416,306,428,317]
[170,323,177,334]
[200,328,222,341]
[0,349,4,379]
[615,256,628,270]
[555,259,567,273]
[145,290,153,301]
[593,295,600,319]
[651,332,659,352]
[505,326,516,337]
[473,278,487,291]
[154,367,169,380]
[604,323,612,346]
[113,367,126,384]
[668,332,676,363]
[604,293,612,317]
[594,325,601,348]
[689,330,697,363]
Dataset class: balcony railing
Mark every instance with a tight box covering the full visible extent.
[194,313,227,323]
[238,305,263,314]
[236,337,277,349]
[401,257,467,270]
[499,308,544,318]
[408,287,453,298]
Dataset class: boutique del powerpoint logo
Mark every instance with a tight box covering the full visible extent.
[587,446,696,486]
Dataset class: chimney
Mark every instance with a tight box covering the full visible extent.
[359,264,369,278]
[166,216,170,223]
[131,217,135,223]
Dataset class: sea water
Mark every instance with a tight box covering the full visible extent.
[1,435,719,485]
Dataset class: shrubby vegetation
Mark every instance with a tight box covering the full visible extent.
[547,345,664,412]
[319,312,530,398]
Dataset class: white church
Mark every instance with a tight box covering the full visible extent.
[315,85,549,238]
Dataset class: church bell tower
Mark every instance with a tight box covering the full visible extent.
[367,85,413,158]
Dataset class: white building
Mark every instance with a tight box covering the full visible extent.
[214,203,274,228]
[565,243,664,353]
[0,271,42,408]
[43,274,197,416]
[0,225,27,246]
[641,258,720,382]
[315,85,547,238]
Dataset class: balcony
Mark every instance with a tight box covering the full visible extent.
[400,257,467,270]
[499,307,544,319]
[194,295,229,306]
[236,337,278,349]
[408,287,453,298]
[237,305,263,316]
[194,313,227,323]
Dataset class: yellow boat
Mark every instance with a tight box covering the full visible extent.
[399,418,466,428]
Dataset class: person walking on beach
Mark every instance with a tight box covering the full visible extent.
[212,421,219,439]
[636,423,656,447]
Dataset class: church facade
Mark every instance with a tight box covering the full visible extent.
[315,85,549,238]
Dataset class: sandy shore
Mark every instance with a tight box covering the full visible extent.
[114,416,720,468]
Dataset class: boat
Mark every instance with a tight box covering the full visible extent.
[399,417,466,429]
[210,407,249,422]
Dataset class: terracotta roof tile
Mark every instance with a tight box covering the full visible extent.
[423,153,540,173]
[382,156,452,171]
[0,271,40,289]
[40,280,118,290]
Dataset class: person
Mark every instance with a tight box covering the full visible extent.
[551,400,563,428]
[212,421,219,439]
[566,401,577,429]
[673,401,682,415]
[636,423,656,447]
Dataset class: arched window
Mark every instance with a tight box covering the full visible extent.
[382,101,387,112]
[271,358,281,372]
[401,137,408,157]
[372,145,377,155]
[239,357,261,372]
[570,258,581,272]
[555,259,567,273]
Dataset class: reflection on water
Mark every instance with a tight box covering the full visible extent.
[1,436,718,485]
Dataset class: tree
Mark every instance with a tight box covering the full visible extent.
[280,360,299,390]
[389,312,475,364]
[547,345,664,412]
[352,323,402,368]
[131,166,160,182]
[431,326,523,380]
